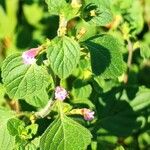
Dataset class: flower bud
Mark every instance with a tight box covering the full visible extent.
[22,47,40,64]
[82,108,94,121]
[55,86,68,101]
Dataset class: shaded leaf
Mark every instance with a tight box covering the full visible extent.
[84,34,125,79]
[83,0,112,26]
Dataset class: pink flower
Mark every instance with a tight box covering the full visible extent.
[55,86,68,101]
[22,47,40,64]
[82,108,94,121]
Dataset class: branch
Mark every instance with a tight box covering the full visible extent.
[124,39,133,83]
[127,39,133,69]
[34,99,55,118]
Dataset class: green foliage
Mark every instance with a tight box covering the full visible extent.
[83,0,113,26]
[1,54,50,103]
[0,0,150,149]
[84,34,125,79]
[45,0,80,20]
[40,103,92,150]
[0,108,15,150]
[47,36,80,79]
[45,0,68,15]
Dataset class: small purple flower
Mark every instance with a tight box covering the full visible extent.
[22,47,40,65]
[82,108,94,121]
[55,86,68,101]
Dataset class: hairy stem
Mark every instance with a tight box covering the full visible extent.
[34,97,55,118]
[127,39,133,69]
[124,39,133,83]
[57,14,68,36]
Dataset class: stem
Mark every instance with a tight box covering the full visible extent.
[34,97,55,118]
[127,39,133,70]
[15,101,20,113]
[124,39,133,83]
[57,14,68,36]
[34,67,57,118]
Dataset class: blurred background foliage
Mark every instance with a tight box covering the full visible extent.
[0,0,150,149]
[0,0,59,66]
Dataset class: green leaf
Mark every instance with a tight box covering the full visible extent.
[1,54,50,100]
[23,3,44,26]
[140,43,150,60]
[47,36,80,79]
[84,34,125,79]
[25,88,49,108]
[93,76,119,93]
[0,108,15,150]
[144,0,150,24]
[75,19,97,42]
[124,0,144,35]
[83,0,112,26]
[45,0,80,20]
[138,132,150,149]
[72,80,92,99]
[0,83,6,105]
[114,145,125,150]
[45,0,68,15]
[97,128,118,149]
[40,115,92,150]
[7,118,25,136]
[0,0,18,38]
[96,87,150,137]
[130,87,150,111]
[71,98,95,108]
[97,95,139,137]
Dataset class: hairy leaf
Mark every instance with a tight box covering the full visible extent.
[47,36,80,79]
[0,108,15,150]
[72,80,92,99]
[84,34,125,79]
[25,88,49,108]
[45,0,80,20]
[40,115,92,150]
[83,0,112,26]
[1,54,50,102]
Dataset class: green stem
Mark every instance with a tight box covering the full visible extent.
[34,95,55,118]
[124,39,133,83]
[57,14,68,37]
[34,66,57,118]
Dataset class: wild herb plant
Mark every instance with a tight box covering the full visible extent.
[0,0,150,149]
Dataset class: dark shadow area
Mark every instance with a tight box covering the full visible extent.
[137,23,149,40]
[92,87,142,137]
[20,0,45,5]
[0,0,6,11]
[16,25,34,49]
[73,78,88,88]
[82,3,99,22]
[84,36,111,76]
[36,117,55,136]
[11,0,59,50]
[40,15,59,39]
[125,70,139,100]
[15,0,35,49]
[19,99,36,111]
[138,65,150,88]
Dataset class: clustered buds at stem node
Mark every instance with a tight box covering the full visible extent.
[82,108,94,121]
[69,108,95,121]
[22,47,41,65]
[57,15,67,36]
[55,86,68,101]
